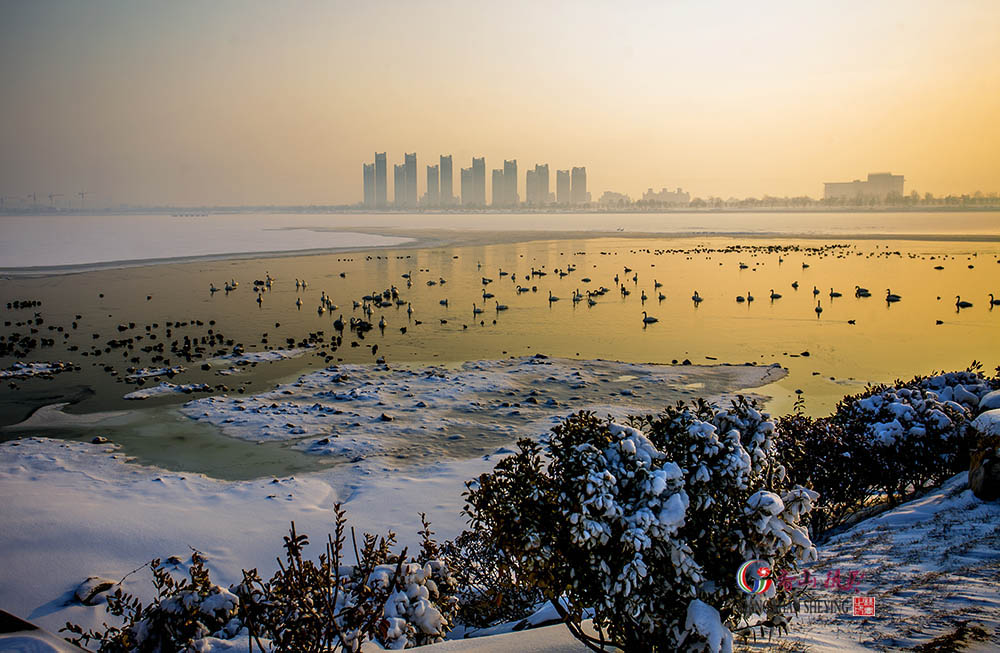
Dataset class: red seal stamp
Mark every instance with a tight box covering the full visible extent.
[853,596,875,617]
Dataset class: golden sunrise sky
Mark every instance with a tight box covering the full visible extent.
[1,0,998,207]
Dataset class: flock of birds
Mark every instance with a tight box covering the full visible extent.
[208,253,1000,338]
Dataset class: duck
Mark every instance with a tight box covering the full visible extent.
[642,311,658,324]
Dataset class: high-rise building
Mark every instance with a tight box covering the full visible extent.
[460,167,474,206]
[362,163,376,207]
[472,157,486,206]
[375,152,387,208]
[492,169,505,207]
[440,155,453,205]
[556,169,571,205]
[426,164,440,206]
[404,153,418,208]
[394,164,406,208]
[571,167,588,205]
[503,160,518,206]
[526,163,549,205]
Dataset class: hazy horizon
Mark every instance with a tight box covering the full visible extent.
[1,1,998,207]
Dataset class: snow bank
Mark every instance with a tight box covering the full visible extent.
[124,382,211,400]
[181,357,783,461]
[0,361,76,379]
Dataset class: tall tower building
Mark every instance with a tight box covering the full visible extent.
[404,153,418,208]
[492,169,505,207]
[439,155,453,205]
[363,163,376,207]
[375,152,387,208]
[571,167,587,205]
[556,170,570,205]
[394,164,407,208]
[426,164,440,206]
[461,167,474,206]
[528,164,549,205]
[503,160,518,206]
[472,157,486,206]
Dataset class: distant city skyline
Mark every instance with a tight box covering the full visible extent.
[0,2,998,206]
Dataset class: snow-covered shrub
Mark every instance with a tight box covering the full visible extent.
[64,508,457,652]
[777,364,998,536]
[775,413,874,535]
[62,551,241,652]
[464,398,819,652]
[831,366,994,505]
[441,529,545,628]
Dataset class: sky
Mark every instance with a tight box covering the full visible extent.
[1,0,998,207]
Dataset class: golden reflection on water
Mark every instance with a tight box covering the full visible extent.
[1,235,998,421]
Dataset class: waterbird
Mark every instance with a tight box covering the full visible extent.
[642,311,658,324]
[815,300,823,316]
[769,289,782,300]
[989,293,1000,306]
[548,291,560,303]
[746,291,754,303]
[295,297,302,309]
[473,304,483,315]
[812,285,820,296]
[855,285,871,297]
[209,284,219,294]
[791,281,799,289]
[692,291,703,303]
[830,288,842,298]
[378,316,387,329]
[440,299,449,306]
[955,296,973,309]
[886,289,902,303]
[496,301,508,311]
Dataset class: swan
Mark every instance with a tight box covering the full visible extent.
[692,291,703,303]
[334,315,344,331]
[812,285,820,296]
[548,291,560,302]
[440,299,449,306]
[640,290,648,302]
[654,280,663,288]
[407,302,413,316]
[736,295,746,303]
[769,289,781,300]
[886,289,902,303]
[209,283,219,293]
[658,292,666,301]
[746,291,754,303]
[472,304,484,315]
[791,281,799,289]
[378,316,387,329]
[496,301,508,311]
[855,285,871,297]
[295,297,302,309]
[987,293,1000,306]
[256,294,263,306]
[588,297,597,306]
[830,288,842,298]
[955,296,972,309]
[642,311,658,324]
[483,289,494,299]
[815,300,823,316]
[317,304,325,315]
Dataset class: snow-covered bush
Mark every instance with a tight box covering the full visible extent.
[64,509,457,652]
[778,364,998,535]
[464,398,819,652]
[441,529,545,628]
[62,551,241,652]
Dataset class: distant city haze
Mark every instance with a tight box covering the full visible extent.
[1,1,998,207]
